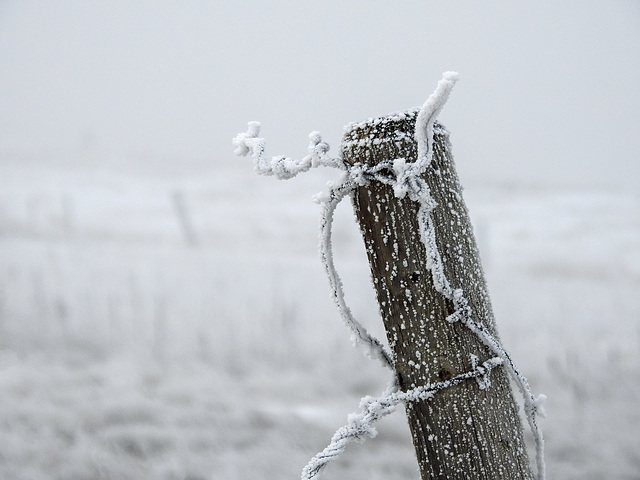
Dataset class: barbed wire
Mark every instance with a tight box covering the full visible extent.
[233,72,545,480]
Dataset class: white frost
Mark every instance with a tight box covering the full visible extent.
[232,123,344,180]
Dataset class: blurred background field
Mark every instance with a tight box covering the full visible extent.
[1,156,639,479]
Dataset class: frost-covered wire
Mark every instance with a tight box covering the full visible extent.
[233,122,394,369]
[317,175,395,369]
[234,71,545,480]
[302,355,504,480]
[232,122,344,179]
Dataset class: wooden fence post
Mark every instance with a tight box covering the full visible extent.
[341,113,535,479]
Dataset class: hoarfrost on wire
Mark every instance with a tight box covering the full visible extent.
[233,72,546,480]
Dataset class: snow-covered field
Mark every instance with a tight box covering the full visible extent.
[1,154,639,479]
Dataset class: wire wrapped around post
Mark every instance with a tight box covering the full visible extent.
[233,72,545,480]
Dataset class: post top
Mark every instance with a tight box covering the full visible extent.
[341,108,448,166]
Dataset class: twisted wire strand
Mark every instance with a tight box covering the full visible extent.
[318,176,395,369]
[301,357,504,479]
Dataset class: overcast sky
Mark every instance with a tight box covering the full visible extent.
[1,1,639,188]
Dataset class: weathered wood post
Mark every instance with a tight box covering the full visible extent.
[341,113,535,479]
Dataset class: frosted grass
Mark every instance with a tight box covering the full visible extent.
[0,158,639,479]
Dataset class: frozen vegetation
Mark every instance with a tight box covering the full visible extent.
[0,149,639,479]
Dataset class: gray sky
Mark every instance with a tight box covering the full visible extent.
[1,1,639,188]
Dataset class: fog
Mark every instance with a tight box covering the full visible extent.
[1,0,639,187]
